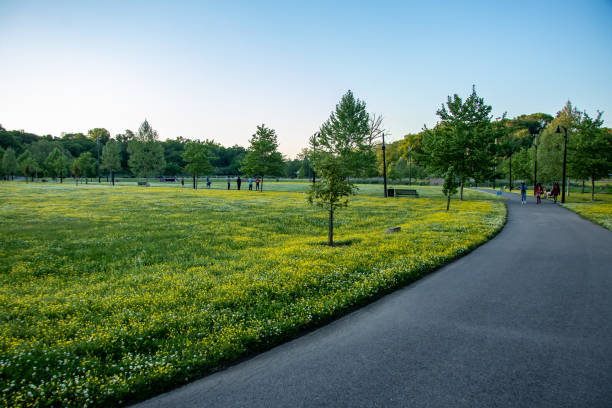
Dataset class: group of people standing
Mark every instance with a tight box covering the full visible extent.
[226,176,260,191]
[521,182,561,205]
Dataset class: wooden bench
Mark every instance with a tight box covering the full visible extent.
[137,181,150,187]
[395,189,418,197]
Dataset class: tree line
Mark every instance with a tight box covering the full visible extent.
[0,122,313,184]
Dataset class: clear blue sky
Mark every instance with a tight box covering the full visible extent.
[1,0,611,157]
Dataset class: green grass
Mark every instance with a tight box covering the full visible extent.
[0,182,505,407]
[560,193,612,231]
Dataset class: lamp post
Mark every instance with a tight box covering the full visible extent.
[556,125,568,203]
[311,132,319,184]
[408,147,412,185]
[382,132,388,197]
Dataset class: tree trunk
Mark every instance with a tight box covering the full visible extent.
[446,194,451,211]
[459,182,464,201]
[260,176,264,192]
[591,176,595,201]
[193,174,197,189]
[328,208,334,246]
[582,180,585,193]
[60,174,63,183]
[112,171,115,186]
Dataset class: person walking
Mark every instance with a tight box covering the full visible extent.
[206,176,211,189]
[535,182,543,204]
[248,177,253,191]
[520,182,527,206]
[226,176,231,190]
[255,177,260,191]
[552,182,560,203]
[236,176,242,190]
[181,177,184,188]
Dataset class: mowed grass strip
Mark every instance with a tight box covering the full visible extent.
[560,193,612,231]
[0,183,505,407]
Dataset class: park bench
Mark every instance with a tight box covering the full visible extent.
[394,189,419,197]
[137,181,150,187]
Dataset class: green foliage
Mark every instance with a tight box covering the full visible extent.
[319,90,375,177]
[45,148,70,181]
[182,142,214,188]
[72,152,94,182]
[568,111,612,199]
[240,124,285,189]
[101,140,122,175]
[87,128,111,144]
[2,147,17,178]
[127,120,166,178]
[17,150,37,179]
[422,86,496,196]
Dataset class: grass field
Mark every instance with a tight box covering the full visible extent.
[560,193,612,231]
[0,182,505,407]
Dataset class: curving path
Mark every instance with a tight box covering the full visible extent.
[134,191,612,407]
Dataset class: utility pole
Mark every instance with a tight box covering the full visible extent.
[382,133,388,197]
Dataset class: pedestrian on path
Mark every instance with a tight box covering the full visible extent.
[520,182,527,205]
[255,177,260,191]
[237,176,242,190]
[248,177,253,191]
[535,183,543,204]
[552,182,560,203]
[226,176,231,190]
[181,177,184,188]
[206,176,211,189]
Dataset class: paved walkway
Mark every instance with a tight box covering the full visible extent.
[134,191,612,407]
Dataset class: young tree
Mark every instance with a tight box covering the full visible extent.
[308,148,357,246]
[182,141,214,189]
[442,166,459,211]
[73,152,93,184]
[17,150,37,182]
[308,90,373,246]
[568,111,612,200]
[127,120,166,180]
[422,86,496,200]
[240,124,285,191]
[45,148,69,183]
[319,90,375,178]
[2,147,17,180]
[101,139,122,185]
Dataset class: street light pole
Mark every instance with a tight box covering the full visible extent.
[556,125,568,203]
[408,148,412,185]
[382,132,388,197]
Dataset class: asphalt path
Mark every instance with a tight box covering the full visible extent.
[134,191,612,408]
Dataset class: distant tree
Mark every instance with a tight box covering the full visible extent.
[319,90,375,178]
[422,86,495,199]
[538,101,581,183]
[511,147,532,183]
[182,142,214,189]
[297,148,314,179]
[87,128,111,144]
[568,111,612,200]
[17,150,38,182]
[2,148,17,180]
[389,157,409,181]
[101,139,122,185]
[127,120,166,179]
[72,152,94,185]
[442,166,459,211]
[45,148,69,183]
[240,124,285,191]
